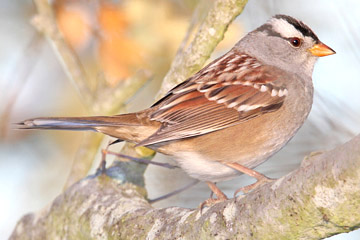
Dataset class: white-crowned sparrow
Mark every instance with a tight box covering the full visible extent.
[20,15,335,203]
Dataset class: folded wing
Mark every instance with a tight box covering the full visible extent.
[139,52,288,146]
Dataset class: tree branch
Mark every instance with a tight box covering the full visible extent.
[10,135,360,239]
[32,0,94,108]
[157,0,248,98]
[32,0,151,188]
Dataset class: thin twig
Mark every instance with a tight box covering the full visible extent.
[106,150,179,169]
[0,33,43,138]
[148,180,200,203]
[32,0,94,108]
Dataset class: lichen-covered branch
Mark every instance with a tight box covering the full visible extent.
[10,135,360,239]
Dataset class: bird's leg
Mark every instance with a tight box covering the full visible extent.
[200,182,228,212]
[207,181,228,200]
[97,147,109,175]
[209,187,214,199]
[225,162,275,197]
[96,140,120,175]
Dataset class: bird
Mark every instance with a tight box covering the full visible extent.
[19,14,335,204]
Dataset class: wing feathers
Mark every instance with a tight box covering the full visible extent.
[140,53,288,146]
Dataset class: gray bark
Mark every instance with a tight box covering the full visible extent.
[10,135,360,239]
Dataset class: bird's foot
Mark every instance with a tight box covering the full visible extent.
[199,195,228,214]
[224,162,275,198]
[234,175,275,199]
[199,182,228,213]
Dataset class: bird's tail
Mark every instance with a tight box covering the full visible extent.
[17,113,155,143]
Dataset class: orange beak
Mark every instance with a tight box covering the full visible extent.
[308,42,336,57]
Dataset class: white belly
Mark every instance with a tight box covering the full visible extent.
[174,152,241,182]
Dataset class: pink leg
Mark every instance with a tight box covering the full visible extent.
[225,162,274,197]
[200,182,228,212]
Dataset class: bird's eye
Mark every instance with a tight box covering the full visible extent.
[289,37,302,48]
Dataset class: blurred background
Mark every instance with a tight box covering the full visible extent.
[1,0,360,239]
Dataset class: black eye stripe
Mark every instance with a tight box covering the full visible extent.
[256,25,303,47]
[256,24,282,38]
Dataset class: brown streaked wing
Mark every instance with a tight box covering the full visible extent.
[138,54,287,146]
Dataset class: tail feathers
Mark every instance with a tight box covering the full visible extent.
[18,113,158,143]
[17,114,141,131]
